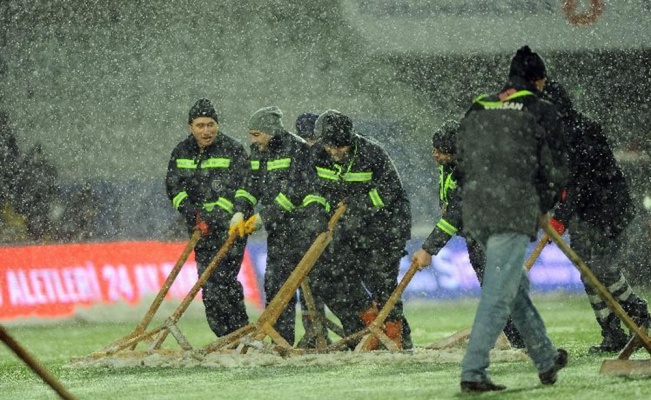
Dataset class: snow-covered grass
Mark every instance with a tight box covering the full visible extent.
[2,293,650,399]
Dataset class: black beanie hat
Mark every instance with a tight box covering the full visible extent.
[543,80,574,119]
[188,98,218,124]
[432,120,459,154]
[320,112,354,147]
[295,112,319,140]
[509,45,547,82]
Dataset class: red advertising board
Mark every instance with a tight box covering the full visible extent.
[0,241,263,321]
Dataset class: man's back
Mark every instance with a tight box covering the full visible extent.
[458,80,567,242]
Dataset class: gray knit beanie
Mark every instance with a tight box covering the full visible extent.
[248,106,284,135]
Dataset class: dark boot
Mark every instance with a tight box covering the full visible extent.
[622,297,651,332]
[589,314,629,353]
[539,348,568,385]
[503,317,526,349]
[401,317,414,350]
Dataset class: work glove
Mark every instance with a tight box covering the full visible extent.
[546,217,566,244]
[245,213,264,233]
[550,218,566,236]
[229,211,245,237]
[194,211,210,236]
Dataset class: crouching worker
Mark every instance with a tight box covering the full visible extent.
[411,119,525,349]
[231,106,330,347]
[166,98,251,337]
[309,110,413,349]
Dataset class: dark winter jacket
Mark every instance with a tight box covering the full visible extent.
[233,130,329,230]
[458,77,568,242]
[166,133,249,230]
[422,162,463,255]
[552,111,636,238]
[311,134,412,245]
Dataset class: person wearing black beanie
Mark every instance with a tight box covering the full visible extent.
[166,98,252,338]
[543,80,650,353]
[308,110,414,350]
[437,46,569,392]
[412,119,526,350]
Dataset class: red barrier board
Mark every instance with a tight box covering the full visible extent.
[0,241,263,321]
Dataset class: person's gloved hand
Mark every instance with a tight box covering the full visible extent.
[411,248,433,270]
[244,213,264,233]
[550,218,566,236]
[194,212,209,236]
[229,211,245,237]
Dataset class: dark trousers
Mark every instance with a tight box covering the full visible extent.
[570,216,649,334]
[264,222,311,346]
[194,230,248,337]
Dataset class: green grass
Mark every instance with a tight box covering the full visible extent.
[2,293,650,400]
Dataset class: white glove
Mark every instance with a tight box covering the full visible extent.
[230,212,244,228]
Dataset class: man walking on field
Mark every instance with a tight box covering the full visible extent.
[456,45,568,392]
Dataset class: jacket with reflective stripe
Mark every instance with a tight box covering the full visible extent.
[165,133,249,227]
[458,76,568,242]
[233,130,327,224]
[422,162,464,255]
[311,134,411,242]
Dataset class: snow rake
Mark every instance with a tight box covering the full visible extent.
[1,325,77,400]
[79,220,255,361]
[296,277,345,350]
[99,229,202,352]
[540,220,651,376]
[346,259,421,352]
[197,203,347,358]
[426,233,549,350]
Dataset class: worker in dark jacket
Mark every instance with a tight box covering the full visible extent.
[231,106,329,346]
[456,46,568,392]
[166,98,250,337]
[309,110,413,350]
[543,80,650,353]
[294,111,332,348]
[411,120,525,349]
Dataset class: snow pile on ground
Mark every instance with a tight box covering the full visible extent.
[67,346,529,369]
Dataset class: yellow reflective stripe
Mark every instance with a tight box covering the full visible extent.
[343,171,372,182]
[369,188,384,208]
[176,159,197,169]
[436,218,458,236]
[475,90,534,108]
[201,158,231,168]
[251,160,260,170]
[302,195,331,213]
[172,191,188,209]
[235,189,257,206]
[439,165,457,206]
[275,192,296,212]
[316,167,339,181]
[203,197,234,214]
[267,158,291,171]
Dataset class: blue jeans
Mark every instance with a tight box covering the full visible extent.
[461,232,558,383]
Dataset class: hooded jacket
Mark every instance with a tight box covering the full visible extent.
[311,133,412,245]
[552,111,636,238]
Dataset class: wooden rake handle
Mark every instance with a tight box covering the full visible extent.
[540,215,651,354]
[134,229,202,333]
[357,260,420,351]
[1,325,77,400]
